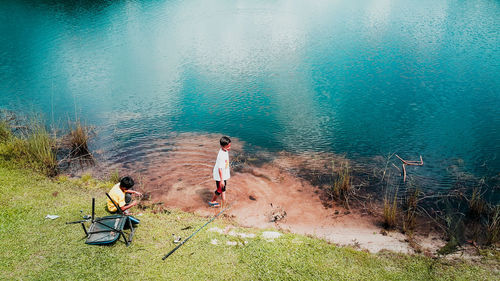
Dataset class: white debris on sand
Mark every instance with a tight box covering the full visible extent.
[262,231,282,241]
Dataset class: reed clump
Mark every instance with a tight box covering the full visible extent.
[0,121,12,142]
[0,112,98,176]
[68,120,93,158]
[383,188,398,229]
[486,205,500,245]
[403,188,420,234]
[25,120,57,176]
[331,160,352,209]
[468,186,487,218]
[0,115,57,176]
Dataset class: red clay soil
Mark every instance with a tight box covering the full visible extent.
[108,133,444,253]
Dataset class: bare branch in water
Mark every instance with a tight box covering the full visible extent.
[395,154,424,182]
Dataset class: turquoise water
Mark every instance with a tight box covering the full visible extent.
[1,0,499,191]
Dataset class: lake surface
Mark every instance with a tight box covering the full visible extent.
[1,0,499,194]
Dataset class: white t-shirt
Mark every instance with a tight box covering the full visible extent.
[213,148,230,181]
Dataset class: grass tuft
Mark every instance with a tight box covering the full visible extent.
[486,205,500,245]
[0,120,12,142]
[383,188,398,229]
[468,186,487,218]
[68,120,93,158]
[109,169,120,184]
[26,120,57,176]
[331,160,353,209]
[403,188,420,234]
[0,115,57,176]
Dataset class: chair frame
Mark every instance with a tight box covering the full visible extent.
[69,195,136,246]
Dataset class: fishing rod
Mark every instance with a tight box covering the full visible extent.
[162,204,231,260]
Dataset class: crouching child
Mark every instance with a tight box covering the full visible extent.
[107,176,142,213]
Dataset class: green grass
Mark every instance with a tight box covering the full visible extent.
[0,162,498,280]
[0,117,57,176]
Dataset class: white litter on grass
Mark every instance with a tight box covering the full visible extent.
[45,215,59,220]
[209,227,256,239]
[208,227,224,234]
[226,240,248,246]
[211,239,218,245]
[262,231,282,241]
[228,230,256,239]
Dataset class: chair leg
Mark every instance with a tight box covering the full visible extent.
[81,223,88,237]
[127,217,135,243]
[121,231,130,246]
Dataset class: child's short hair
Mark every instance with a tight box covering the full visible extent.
[220,136,231,147]
[120,176,135,189]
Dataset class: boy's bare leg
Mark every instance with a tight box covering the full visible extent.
[221,192,226,208]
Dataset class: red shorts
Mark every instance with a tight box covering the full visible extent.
[215,180,227,195]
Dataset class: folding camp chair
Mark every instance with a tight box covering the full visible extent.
[68,195,139,246]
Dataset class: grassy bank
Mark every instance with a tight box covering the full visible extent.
[0,162,498,280]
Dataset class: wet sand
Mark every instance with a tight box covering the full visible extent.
[98,133,444,253]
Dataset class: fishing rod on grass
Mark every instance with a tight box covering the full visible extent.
[162,204,231,260]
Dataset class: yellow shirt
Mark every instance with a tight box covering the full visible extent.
[107,183,125,212]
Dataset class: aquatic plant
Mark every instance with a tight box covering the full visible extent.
[468,186,487,218]
[486,205,500,245]
[330,160,352,209]
[68,120,93,158]
[403,187,421,234]
[383,188,398,229]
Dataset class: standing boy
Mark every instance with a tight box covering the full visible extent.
[209,136,231,207]
[107,176,142,213]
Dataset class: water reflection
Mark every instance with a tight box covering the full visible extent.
[0,0,499,192]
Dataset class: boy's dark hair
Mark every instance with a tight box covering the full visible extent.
[120,176,134,189]
[220,136,231,147]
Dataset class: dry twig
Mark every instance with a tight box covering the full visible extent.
[395,154,423,182]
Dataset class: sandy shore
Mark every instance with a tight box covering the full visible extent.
[99,133,445,253]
